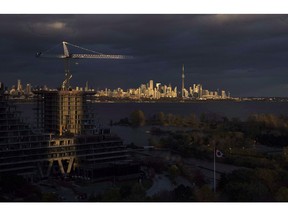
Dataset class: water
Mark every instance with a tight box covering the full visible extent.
[16,101,288,146]
[91,101,288,124]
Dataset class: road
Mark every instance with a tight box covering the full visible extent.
[144,149,247,185]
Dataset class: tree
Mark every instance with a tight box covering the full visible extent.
[219,169,273,201]
[283,147,288,161]
[0,174,41,201]
[186,113,199,127]
[224,181,270,201]
[275,187,288,201]
[42,192,59,201]
[166,113,176,125]
[130,110,146,127]
[102,187,121,201]
[156,112,166,125]
[173,184,195,201]
[119,183,132,199]
[127,183,146,201]
[152,190,173,201]
[194,185,216,201]
[148,137,162,148]
[255,168,279,192]
[169,164,180,180]
[193,170,207,187]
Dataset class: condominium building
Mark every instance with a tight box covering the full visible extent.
[0,85,135,180]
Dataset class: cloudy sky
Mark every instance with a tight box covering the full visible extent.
[1,14,288,97]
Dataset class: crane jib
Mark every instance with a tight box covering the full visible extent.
[71,54,128,59]
[36,41,132,90]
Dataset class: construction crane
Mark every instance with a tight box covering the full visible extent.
[36,41,131,90]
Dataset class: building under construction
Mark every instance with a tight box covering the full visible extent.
[0,84,137,180]
[0,42,137,180]
[34,89,97,136]
[0,87,50,180]
[0,83,137,178]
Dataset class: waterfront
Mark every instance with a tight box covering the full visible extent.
[17,101,288,146]
[92,101,288,122]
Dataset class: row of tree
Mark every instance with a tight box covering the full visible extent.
[218,168,288,201]
[118,110,288,148]
[114,110,288,201]
[0,174,58,201]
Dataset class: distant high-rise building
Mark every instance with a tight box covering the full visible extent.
[174,86,177,97]
[163,85,167,95]
[199,85,203,99]
[193,84,197,93]
[85,81,89,91]
[0,82,4,91]
[183,89,189,98]
[17,79,22,92]
[140,84,146,95]
[149,80,153,90]
[221,90,226,99]
[202,89,209,96]
[26,83,32,95]
[189,87,193,96]
[156,83,161,90]
[181,64,185,98]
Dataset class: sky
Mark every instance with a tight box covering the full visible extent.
[1,14,288,97]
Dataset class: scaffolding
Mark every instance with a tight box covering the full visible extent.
[33,89,98,136]
[0,86,133,180]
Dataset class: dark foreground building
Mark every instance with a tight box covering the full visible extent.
[0,84,138,181]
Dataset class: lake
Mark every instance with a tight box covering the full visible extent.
[17,101,288,146]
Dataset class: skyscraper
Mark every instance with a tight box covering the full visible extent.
[17,79,22,92]
[34,89,96,135]
[181,64,185,98]
[31,84,132,178]
[149,80,153,90]
[0,82,4,91]
[26,83,32,95]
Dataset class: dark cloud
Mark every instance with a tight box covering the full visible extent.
[1,14,288,96]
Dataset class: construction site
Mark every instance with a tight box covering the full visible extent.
[0,42,138,181]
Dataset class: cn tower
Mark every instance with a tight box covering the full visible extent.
[181,64,185,98]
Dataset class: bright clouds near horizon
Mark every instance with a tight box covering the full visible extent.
[46,21,66,30]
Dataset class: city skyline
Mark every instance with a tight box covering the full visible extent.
[1,15,288,97]
[2,0,288,212]
[95,79,230,100]
[3,77,230,100]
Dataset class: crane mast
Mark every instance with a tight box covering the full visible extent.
[36,41,130,90]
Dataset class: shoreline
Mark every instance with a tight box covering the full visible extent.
[11,99,288,104]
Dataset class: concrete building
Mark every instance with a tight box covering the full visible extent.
[221,90,227,99]
[34,89,97,136]
[0,88,50,180]
[0,83,135,180]
[26,83,32,95]
[17,79,22,92]
[149,80,153,90]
